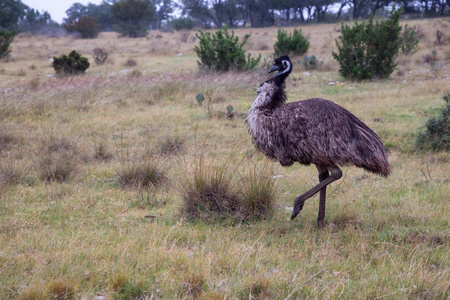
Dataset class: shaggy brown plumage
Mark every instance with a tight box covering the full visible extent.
[246,55,390,226]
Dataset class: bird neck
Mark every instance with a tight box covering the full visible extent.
[261,77,287,109]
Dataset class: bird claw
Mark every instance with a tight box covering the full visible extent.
[291,203,304,220]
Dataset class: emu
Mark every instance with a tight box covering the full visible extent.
[246,55,390,226]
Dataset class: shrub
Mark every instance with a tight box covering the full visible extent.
[0,30,16,58]
[63,15,99,39]
[52,50,90,75]
[273,28,309,57]
[92,47,108,65]
[332,8,402,80]
[400,24,420,54]
[416,91,449,151]
[194,25,261,72]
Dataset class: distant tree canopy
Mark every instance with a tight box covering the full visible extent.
[1,0,449,35]
[0,0,28,30]
[64,1,116,32]
[64,15,100,38]
[111,0,155,37]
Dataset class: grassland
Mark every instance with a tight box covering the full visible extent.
[0,17,449,299]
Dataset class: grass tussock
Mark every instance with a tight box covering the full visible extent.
[0,158,27,186]
[47,279,75,300]
[239,163,276,221]
[18,287,45,300]
[0,127,16,153]
[179,157,276,224]
[93,139,113,161]
[158,135,185,156]
[180,156,241,223]
[109,273,148,300]
[182,272,205,298]
[114,140,167,189]
[35,136,78,183]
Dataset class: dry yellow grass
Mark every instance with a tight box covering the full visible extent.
[0,18,449,299]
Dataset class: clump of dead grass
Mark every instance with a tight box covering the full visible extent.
[114,138,167,190]
[109,273,148,300]
[0,158,28,185]
[182,272,205,298]
[47,279,75,300]
[239,163,276,221]
[158,135,185,156]
[34,136,78,183]
[179,157,276,224]
[0,126,17,153]
[124,58,137,67]
[93,139,113,161]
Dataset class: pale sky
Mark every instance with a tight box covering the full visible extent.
[21,0,104,24]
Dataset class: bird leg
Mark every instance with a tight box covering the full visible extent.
[317,166,330,227]
[291,166,342,223]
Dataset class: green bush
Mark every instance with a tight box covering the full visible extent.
[273,28,309,57]
[332,8,402,80]
[0,30,16,58]
[400,24,420,54]
[416,92,449,151]
[194,25,261,72]
[52,50,90,75]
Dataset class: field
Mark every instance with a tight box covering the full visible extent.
[0,17,449,299]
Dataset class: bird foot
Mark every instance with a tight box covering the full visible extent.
[291,199,305,220]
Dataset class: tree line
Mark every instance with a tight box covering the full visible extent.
[0,0,448,37]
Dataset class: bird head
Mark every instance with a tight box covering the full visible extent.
[269,55,292,77]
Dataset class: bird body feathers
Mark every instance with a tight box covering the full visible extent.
[247,78,390,177]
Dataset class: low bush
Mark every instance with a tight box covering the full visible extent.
[416,91,449,151]
[92,47,108,65]
[273,28,309,57]
[194,25,261,72]
[52,50,90,75]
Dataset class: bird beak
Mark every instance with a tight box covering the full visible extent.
[269,65,281,73]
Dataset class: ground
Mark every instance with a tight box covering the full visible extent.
[0,18,449,299]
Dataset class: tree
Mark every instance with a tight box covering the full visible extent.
[111,0,155,37]
[150,0,174,29]
[0,0,28,30]
[64,15,100,38]
[65,1,115,32]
